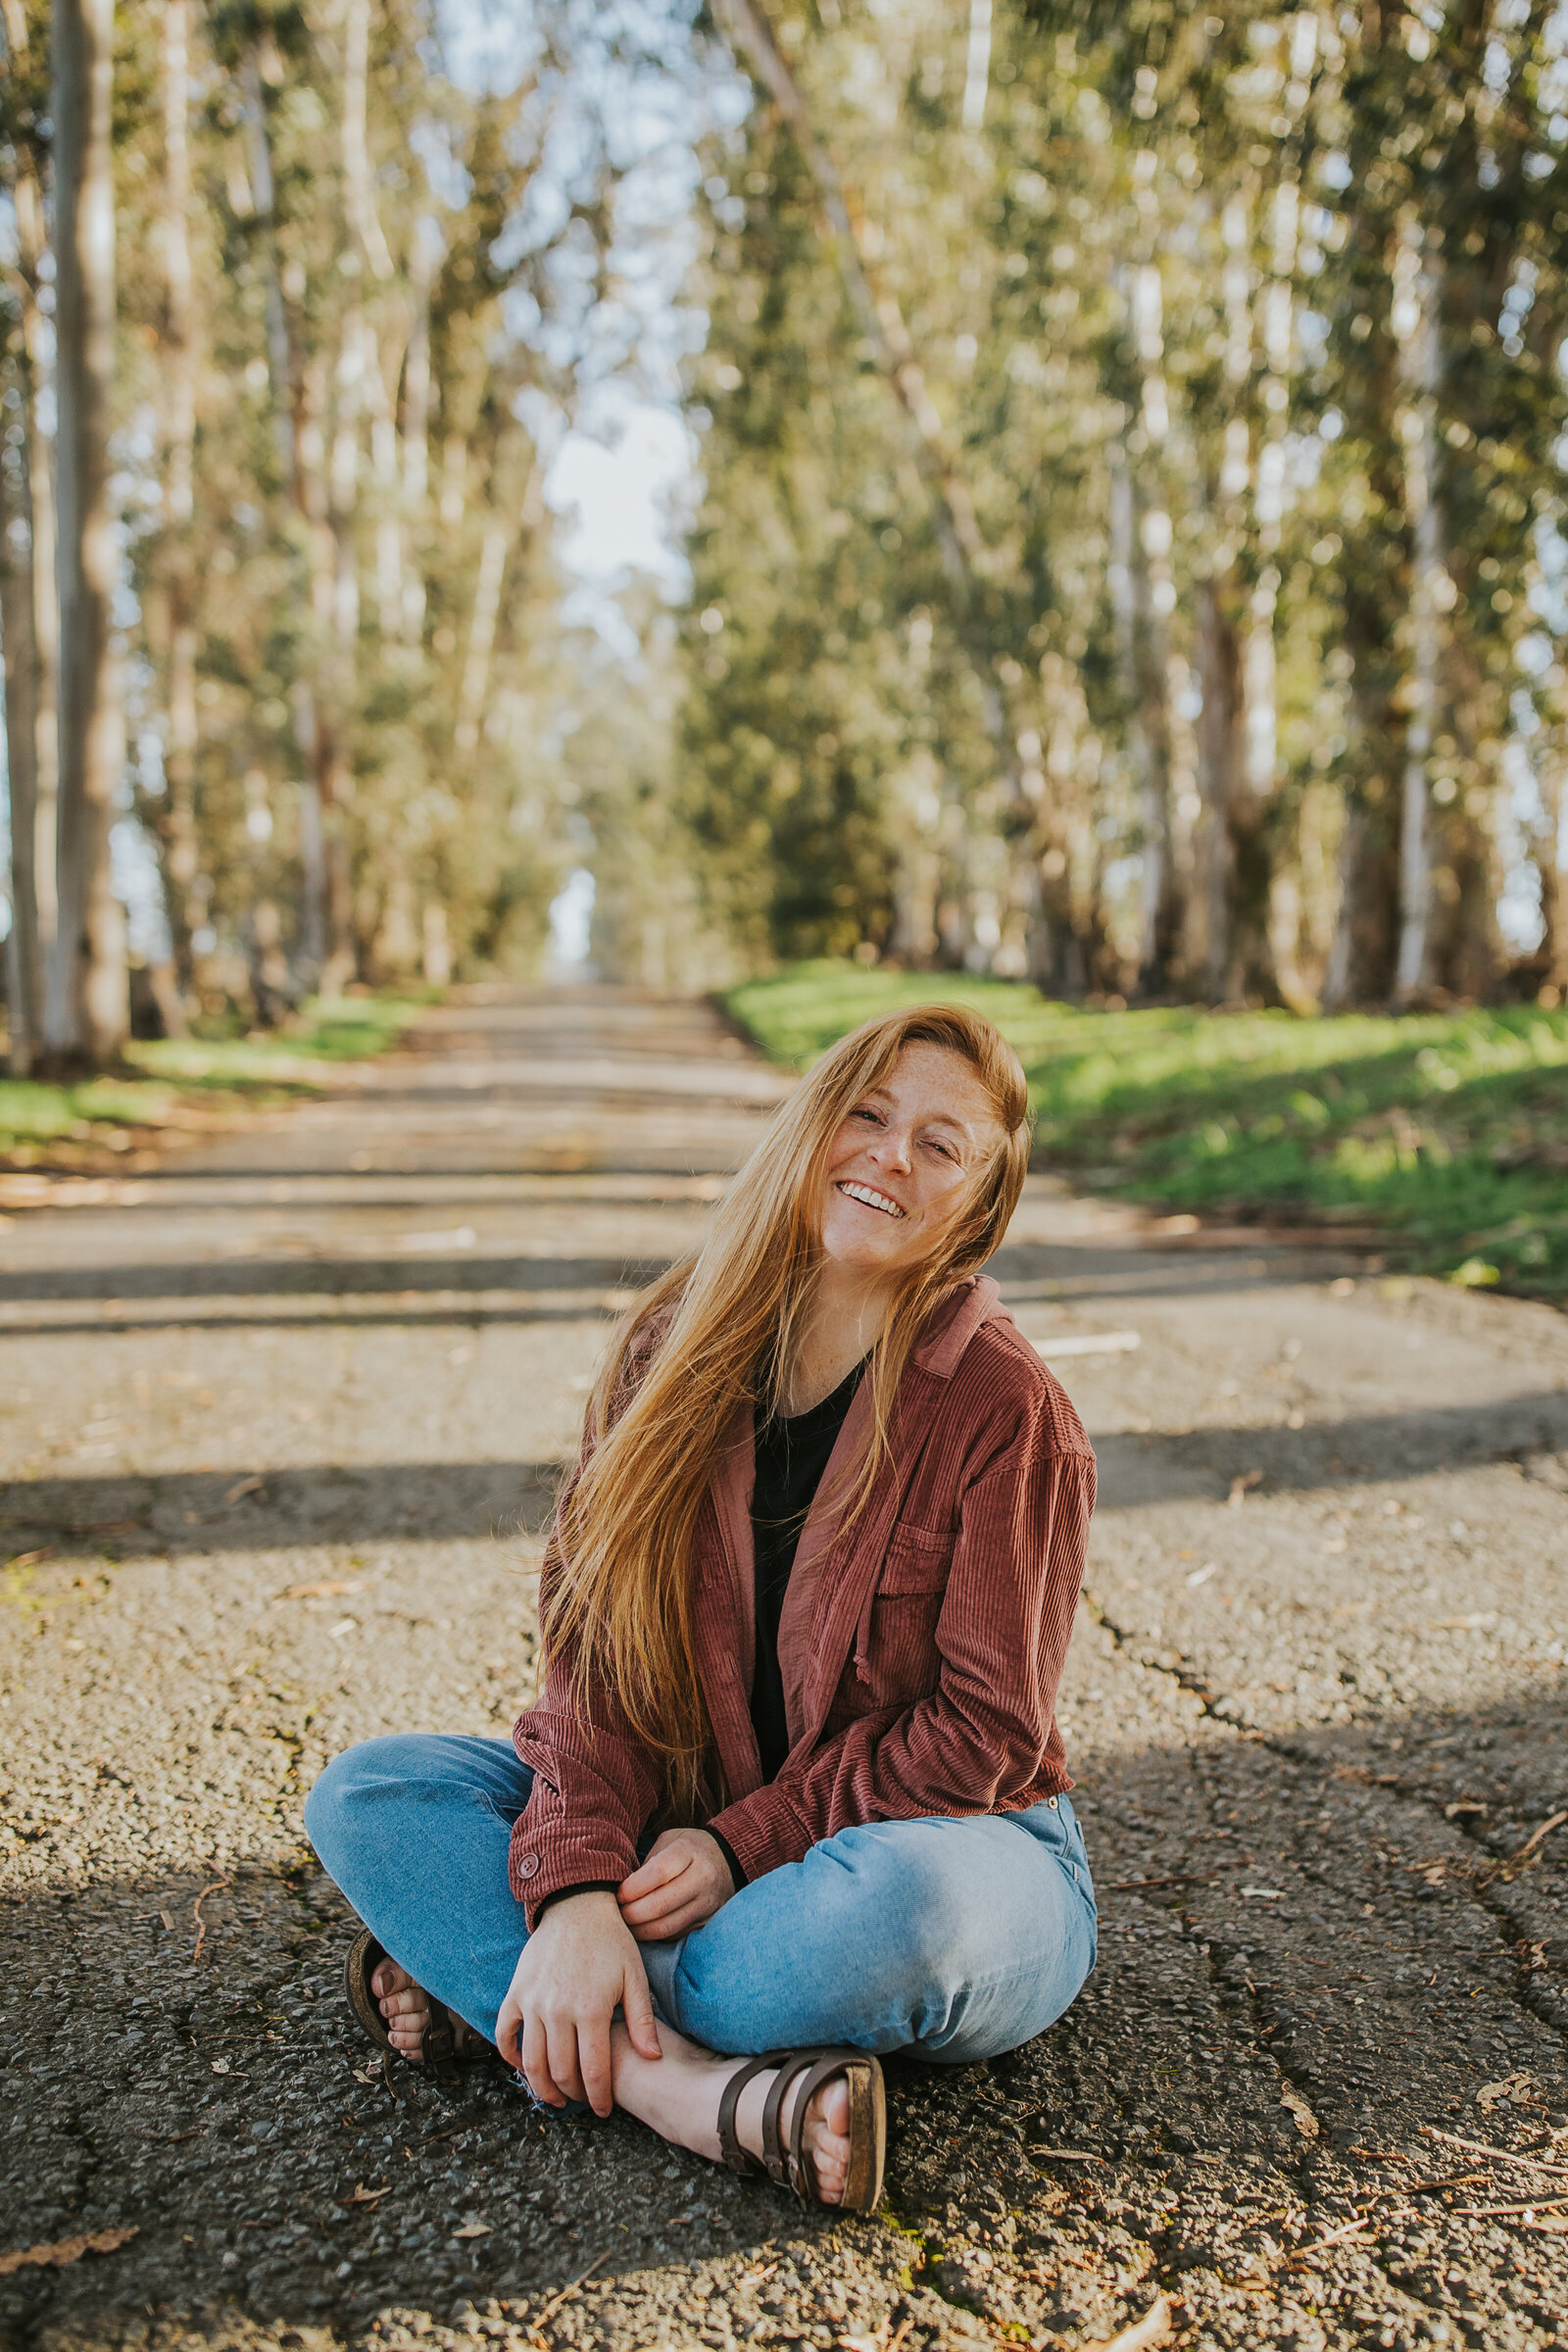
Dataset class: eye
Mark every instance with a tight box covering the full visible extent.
[923,1135,959,1161]
[851,1104,882,1124]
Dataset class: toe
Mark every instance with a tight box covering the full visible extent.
[802,2078,853,2205]
[380,1985,427,2020]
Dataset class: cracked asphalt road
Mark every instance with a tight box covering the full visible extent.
[3,985,1567,2352]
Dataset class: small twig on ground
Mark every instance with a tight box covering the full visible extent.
[1505,1809,1568,1864]
[1108,1874,1219,1891]
[1285,2212,1383,2265]
[1423,2128,1568,2180]
[523,2251,609,2348]
[1082,2294,1171,2352]
[1460,2196,1568,2219]
[191,1878,228,1963]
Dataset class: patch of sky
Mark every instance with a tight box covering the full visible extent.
[548,865,596,972]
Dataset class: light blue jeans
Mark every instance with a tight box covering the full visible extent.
[304,1734,1097,2064]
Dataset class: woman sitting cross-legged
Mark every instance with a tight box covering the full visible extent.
[305,1004,1098,2211]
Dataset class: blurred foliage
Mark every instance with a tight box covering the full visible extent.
[728,961,1568,1298]
[682,0,1568,1006]
[0,990,424,1160]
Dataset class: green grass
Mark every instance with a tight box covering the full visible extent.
[725,961,1568,1301]
[0,992,430,1162]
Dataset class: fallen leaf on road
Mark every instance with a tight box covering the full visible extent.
[1477,2075,1536,2112]
[211,2057,230,2075]
[1241,1886,1285,1900]
[350,2182,391,2204]
[0,2228,138,2278]
[278,1579,362,1601]
[223,1475,266,1505]
[1228,1470,1263,1507]
[1280,2087,1320,2139]
[453,2222,490,2239]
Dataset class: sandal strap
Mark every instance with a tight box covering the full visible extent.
[423,2006,458,2082]
[344,1928,393,2050]
[717,2050,791,2176]
[760,2049,830,2191]
[785,2051,860,2204]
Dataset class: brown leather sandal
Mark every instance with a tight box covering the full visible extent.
[717,2046,887,2213]
[343,1927,474,2084]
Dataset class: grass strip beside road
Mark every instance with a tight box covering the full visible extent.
[0,992,430,1169]
[725,961,1568,1301]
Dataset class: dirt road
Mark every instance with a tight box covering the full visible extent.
[3,987,1566,2352]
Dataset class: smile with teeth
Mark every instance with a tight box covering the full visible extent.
[837,1179,906,1218]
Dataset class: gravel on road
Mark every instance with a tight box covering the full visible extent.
[3,986,1565,2352]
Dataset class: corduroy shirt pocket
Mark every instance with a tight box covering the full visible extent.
[862,1522,955,1702]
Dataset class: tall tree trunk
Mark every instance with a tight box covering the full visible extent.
[1538,763,1567,1000]
[1394,220,1443,1003]
[1,368,41,1070]
[0,0,59,1071]
[157,0,194,1022]
[46,0,124,1065]
[1109,452,1180,994]
[240,44,294,480]
[1194,574,1243,1001]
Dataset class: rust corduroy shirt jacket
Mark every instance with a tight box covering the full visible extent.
[508,1275,1096,1929]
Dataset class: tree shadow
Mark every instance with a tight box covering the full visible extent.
[6,1390,1563,1554]
[3,1682,1564,2348]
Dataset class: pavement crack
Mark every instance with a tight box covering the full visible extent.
[1081,1589,1219,1716]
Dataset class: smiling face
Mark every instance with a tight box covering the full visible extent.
[815,1042,1006,1283]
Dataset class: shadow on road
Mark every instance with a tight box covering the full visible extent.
[0,1462,562,1550]
[2,1688,1564,2348]
[5,1393,1565,1552]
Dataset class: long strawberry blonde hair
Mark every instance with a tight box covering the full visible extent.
[543,1003,1032,1819]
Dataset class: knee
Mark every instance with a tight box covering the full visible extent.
[303,1736,422,1870]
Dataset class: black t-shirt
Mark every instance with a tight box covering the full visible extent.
[749,1360,864,1783]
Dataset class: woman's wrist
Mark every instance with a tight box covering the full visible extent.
[532,1881,620,1925]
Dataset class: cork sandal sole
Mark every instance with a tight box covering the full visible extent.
[343,1926,472,2083]
[717,2046,886,2214]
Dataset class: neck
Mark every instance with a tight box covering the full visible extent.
[781,1258,896,1415]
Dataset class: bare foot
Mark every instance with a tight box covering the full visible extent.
[369,1956,475,2063]
[608,2018,854,2203]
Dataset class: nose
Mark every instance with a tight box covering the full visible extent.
[869,1124,914,1175]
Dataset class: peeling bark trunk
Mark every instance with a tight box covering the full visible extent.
[0,4,59,1070]
[1538,764,1567,998]
[1395,223,1443,1003]
[156,0,194,1024]
[1194,575,1243,1001]
[1109,454,1179,994]
[46,0,124,1065]
[1,377,41,1070]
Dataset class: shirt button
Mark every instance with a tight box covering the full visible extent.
[1048,1796,1059,1810]
[518,1855,539,1878]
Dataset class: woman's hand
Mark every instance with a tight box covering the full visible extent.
[495,1890,661,2116]
[617,1828,735,1941]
